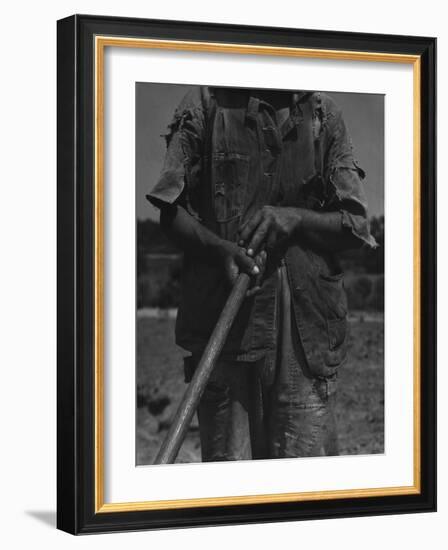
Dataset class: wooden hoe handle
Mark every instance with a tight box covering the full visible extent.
[154,273,251,465]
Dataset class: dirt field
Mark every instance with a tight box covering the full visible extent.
[136,316,384,465]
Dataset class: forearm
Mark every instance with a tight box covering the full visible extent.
[239,205,362,255]
[295,209,362,252]
[160,204,224,261]
[160,204,261,286]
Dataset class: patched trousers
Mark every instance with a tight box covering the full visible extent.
[187,265,339,461]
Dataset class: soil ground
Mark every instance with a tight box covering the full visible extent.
[136,316,384,465]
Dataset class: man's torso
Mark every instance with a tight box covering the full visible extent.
[174,87,348,377]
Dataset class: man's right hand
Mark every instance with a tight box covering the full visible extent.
[159,205,266,295]
[216,241,267,296]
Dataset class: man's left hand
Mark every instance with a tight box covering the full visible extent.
[238,206,302,256]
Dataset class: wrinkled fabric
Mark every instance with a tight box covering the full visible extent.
[148,86,376,375]
[188,265,339,461]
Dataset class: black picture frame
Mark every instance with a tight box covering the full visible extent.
[57,14,436,534]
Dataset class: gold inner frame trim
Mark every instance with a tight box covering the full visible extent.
[94,35,422,513]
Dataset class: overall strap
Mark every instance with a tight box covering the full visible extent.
[201,88,218,227]
[312,92,324,176]
[204,87,218,160]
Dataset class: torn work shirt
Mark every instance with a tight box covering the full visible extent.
[147,87,376,377]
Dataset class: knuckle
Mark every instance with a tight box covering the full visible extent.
[237,253,250,267]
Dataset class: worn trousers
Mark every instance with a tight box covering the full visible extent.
[189,266,339,461]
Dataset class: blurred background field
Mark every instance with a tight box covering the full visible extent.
[137,216,385,312]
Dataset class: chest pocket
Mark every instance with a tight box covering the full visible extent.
[212,152,249,222]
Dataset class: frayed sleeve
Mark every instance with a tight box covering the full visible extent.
[146,88,206,219]
[322,101,378,249]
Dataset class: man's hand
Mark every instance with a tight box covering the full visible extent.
[217,241,267,296]
[160,205,268,295]
[237,205,363,255]
[238,206,302,256]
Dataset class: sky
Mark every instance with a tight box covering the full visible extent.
[136,83,384,221]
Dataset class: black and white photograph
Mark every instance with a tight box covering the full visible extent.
[135,83,385,466]
[53,12,435,536]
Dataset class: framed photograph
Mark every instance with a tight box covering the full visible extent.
[57,14,436,534]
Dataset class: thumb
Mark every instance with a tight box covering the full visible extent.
[225,257,240,286]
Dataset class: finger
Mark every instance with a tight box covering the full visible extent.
[238,211,262,240]
[259,250,268,278]
[254,249,267,268]
[247,220,270,256]
[238,210,263,247]
[254,250,267,285]
[266,230,277,251]
[246,250,267,297]
[246,285,261,298]
[235,249,259,276]
[253,251,264,277]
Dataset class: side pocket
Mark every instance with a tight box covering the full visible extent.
[318,272,348,368]
[318,272,348,319]
[327,317,346,350]
[212,152,249,222]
